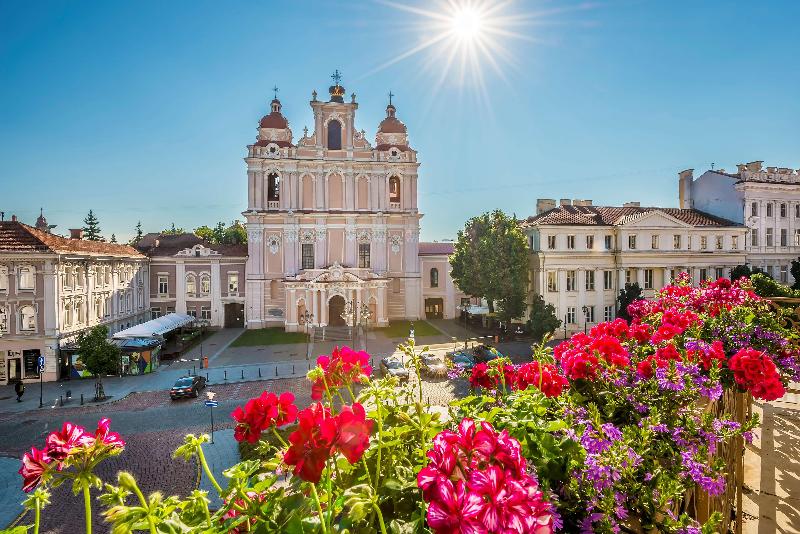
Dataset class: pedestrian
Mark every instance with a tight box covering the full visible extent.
[14,380,24,402]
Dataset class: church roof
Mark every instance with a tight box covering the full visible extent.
[259,111,289,129]
[522,205,741,228]
[0,221,143,257]
[419,242,455,256]
[135,233,247,258]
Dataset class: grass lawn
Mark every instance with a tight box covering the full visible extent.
[381,320,442,338]
[230,328,309,347]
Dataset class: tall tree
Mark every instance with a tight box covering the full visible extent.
[110,233,117,243]
[162,223,185,235]
[76,325,121,400]
[213,221,226,243]
[194,225,216,242]
[791,258,800,290]
[527,294,561,341]
[450,210,529,324]
[82,210,103,241]
[223,221,247,245]
[617,283,644,322]
[133,221,143,243]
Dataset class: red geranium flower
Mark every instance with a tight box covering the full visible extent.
[94,418,125,448]
[516,362,568,397]
[19,447,52,492]
[729,348,785,401]
[311,346,372,400]
[45,422,93,461]
[284,403,337,483]
[333,403,374,463]
[469,363,494,389]
[232,391,299,443]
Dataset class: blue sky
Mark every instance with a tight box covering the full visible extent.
[1,0,799,242]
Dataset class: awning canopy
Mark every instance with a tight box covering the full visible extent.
[112,337,162,351]
[112,313,194,339]
[466,305,490,315]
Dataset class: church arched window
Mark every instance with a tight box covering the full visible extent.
[327,120,342,150]
[389,176,401,204]
[267,173,280,202]
[430,268,439,288]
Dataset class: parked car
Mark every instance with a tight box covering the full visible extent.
[170,375,206,400]
[380,356,410,383]
[420,353,448,378]
[472,344,501,364]
[448,351,476,370]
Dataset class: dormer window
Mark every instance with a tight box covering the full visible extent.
[327,119,342,150]
[389,176,401,204]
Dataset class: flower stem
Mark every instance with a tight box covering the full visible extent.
[309,484,329,534]
[130,478,157,534]
[196,444,223,495]
[270,426,288,448]
[82,482,92,534]
[373,400,384,490]
[34,496,41,534]
[372,502,388,534]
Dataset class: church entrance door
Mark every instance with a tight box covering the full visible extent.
[328,295,347,327]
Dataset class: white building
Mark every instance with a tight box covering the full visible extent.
[679,161,800,285]
[418,242,473,320]
[522,199,747,337]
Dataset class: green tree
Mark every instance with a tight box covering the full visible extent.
[617,283,644,322]
[76,325,121,400]
[82,210,103,241]
[450,210,529,325]
[194,225,216,242]
[213,221,226,243]
[749,272,800,298]
[132,221,143,244]
[791,258,800,290]
[162,223,185,235]
[110,234,117,243]
[526,294,561,341]
[730,264,770,280]
[222,220,247,245]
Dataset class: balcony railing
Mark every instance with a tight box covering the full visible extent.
[267,200,280,209]
[389,202,401,210]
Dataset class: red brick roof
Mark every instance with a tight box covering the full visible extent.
[259,111,289,129]
[419,242,455,255]
[0,221,144,257]
[522,206,741,228]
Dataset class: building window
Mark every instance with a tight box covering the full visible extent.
[781,229,788,247]
[673,235,681,249]
[715,235,723,250]
[547,271,557,292]
[585,305,595,323]
[687,235,692,249]
[64,303,72,327]
[389,176,401,204]
[625,269,634,285]
[751,202,758,216]
[430,267,439,287]
[669,269,677,282]
[796,204,800,218]
[628,235,636,249]
[795,230,800,246]
[301,243,315,270]
[700,236,708,250]
[750,229,758,247]
[20,305,36,331]
[0,306,7,332]
[327,119,342,150]
[200,274,211,295]
[0,266,7,291]
[358,243,371,268]
[731,235,739,250]
[766,228,774,247]
[603,270,613,290]
[715,267,724,279]
[604,235,613,250]
[201,307,211,320]
[547,235,556,249]
[766,265,774,278]
[267,173,280,202]
[18,266,35,290]
[780,203,787,218]
[186,274,196,297]
[228,273,239,295]
[566,270,576,291]
[586,235,594,249]
[700,268,708,281]
[187,309,197,318]
[766,203,773,217]
[644,269,654,290]
[651,235,659,250]
[781,265,789,283]
[158,276,168,295]
[150,307,161,320]
[585,270,595,291]
[603,305,614,322]
[567,235,575,249]
[566,307,576,324]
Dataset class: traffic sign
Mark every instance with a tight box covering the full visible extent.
[204,400,218,408]
[37,355,45,371]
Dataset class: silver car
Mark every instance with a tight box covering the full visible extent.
[420,353,448,378]
[380,356,410,383]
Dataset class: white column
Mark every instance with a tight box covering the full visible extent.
[175,261,186,315]
[211,261,222,327]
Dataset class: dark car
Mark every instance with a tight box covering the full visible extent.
[420,353,448,378]
[472,344,501,364]
[380,356,410,383]
[170,375,206,400]
[448,351,476,370]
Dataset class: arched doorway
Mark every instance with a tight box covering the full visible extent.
[328,295,346,326]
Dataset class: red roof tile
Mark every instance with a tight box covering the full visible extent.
[419,242,455,255]
[521,205,741,228]
[0,222,144,257]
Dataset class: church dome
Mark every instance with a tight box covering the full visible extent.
[377,104,407,134]
[259,98,289,129]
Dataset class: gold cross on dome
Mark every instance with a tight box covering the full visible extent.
[331,69,342,85]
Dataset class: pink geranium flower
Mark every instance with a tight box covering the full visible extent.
[45,422,93,461]
[19,447,52,492]
[94,418,125,448]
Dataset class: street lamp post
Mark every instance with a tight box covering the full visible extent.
[299,310,314,360]
[581,305,589,335]
[358,302,372,353]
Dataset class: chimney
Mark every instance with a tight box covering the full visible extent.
[11,214,18,222]
[623,201,641,208]
[536,198,556,214]
[574,199,593,207]
[69,228,84,240]
[678,168,694,209]
[746,161,763,173]
[559,198,572,207]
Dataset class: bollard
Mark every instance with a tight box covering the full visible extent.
[292,364,295,374]
[81,393,84,405]
[206,372,209,382]
[59,395,63,407]
[258,368,262,378]
[275,365,279,377]
[241,369,244,380]
[193,365,196,376]
[224,370,227,381]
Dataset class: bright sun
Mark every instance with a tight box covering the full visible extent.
[450,6,483,40]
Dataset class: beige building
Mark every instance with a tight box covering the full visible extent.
[244,76,422,331]
[419,242,471,320]
[0,216,148,383]
[522,200,747,337]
